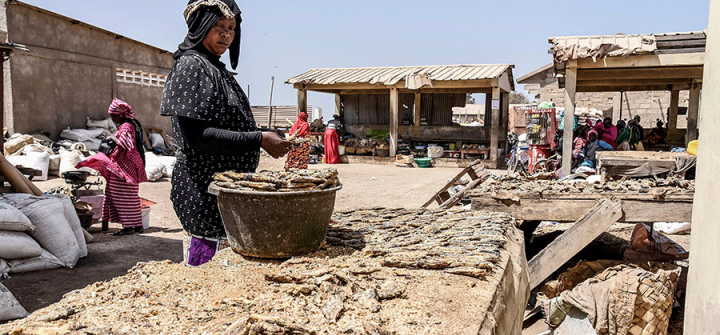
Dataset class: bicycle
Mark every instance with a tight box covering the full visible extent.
[506,134,529,175]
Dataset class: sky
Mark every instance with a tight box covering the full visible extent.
[26,0,711,120]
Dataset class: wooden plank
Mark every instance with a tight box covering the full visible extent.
[657,40,707,48]
[471,196,692,223]
[577,67,705,80]
[528,198,622,289]
[562,63,577,175]
[490,87,501,166]
[655,34,706,42]
[669,89,681,142]
[334,93,341,117]
[297,89,307,116]
[687,83,701,143]
[656,47,706,55]
[575,52,705,69]
[422,161,482,207]
[438,169,490,209]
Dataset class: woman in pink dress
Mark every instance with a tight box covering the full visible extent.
[77,99,148,236]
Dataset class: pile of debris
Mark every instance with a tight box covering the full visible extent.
[478,175,694,194]
[213,168,340,192]
[0,208,529,334]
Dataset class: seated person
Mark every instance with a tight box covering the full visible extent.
[616,119,644,151]
[593,117,618,149]
[580,130,614,169]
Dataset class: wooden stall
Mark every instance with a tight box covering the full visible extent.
[548,31,706,173]
[286,64,515,168]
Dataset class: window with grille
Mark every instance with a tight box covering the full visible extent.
[116,68,167,87]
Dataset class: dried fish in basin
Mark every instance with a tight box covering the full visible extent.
[213,168,340,192]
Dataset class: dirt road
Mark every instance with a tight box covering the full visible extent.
[2,158,466,312]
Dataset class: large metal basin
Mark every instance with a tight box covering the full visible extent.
[208,182,342,258]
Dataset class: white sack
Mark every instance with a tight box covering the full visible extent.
[60,128,105,142]
[148,133,166,152]
[49,154,61,172]
[86,117,118,132]
[59,148,85,177]
[157,155,177,177]
[23,199,81,268]
[46,194,88,258]
[144,152,166,182]
[654,222,692,235]
[0,283,28,321]
[0,231,42,260]
[0,202,34,232]
[7,249,64,274]
[0,259,8,278]
[24,151,50,181]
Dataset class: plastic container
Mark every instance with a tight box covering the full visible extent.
[208,184,343,258]
[141,207,151,230]
[414,157,433,168]
[338,145,346,155]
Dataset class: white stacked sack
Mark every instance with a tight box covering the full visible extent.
[0,194,88,277]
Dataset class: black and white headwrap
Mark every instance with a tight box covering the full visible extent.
[174,0,243,70]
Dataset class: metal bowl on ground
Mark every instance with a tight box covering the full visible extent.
[63,170,91,185]
[208,183,342,259]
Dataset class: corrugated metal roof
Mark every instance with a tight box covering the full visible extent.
[548,31,706,62]
[287,64,513,86]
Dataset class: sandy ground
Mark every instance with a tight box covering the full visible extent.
[2,158,467,313]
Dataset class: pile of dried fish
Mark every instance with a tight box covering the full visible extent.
[477,175,694,194]
[1,208,522,334]
[213,168,340,192]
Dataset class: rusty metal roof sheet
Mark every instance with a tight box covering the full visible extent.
[286,64,514,86]
[548,31,706,63]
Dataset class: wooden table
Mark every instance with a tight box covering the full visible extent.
[461,148,490,160]
[595,151,694,181]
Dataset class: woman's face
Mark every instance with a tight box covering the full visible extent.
[110,114,124,125]
[202,16,235,56]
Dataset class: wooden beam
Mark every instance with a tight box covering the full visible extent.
[687,83,701,144]
[577,78,696,87]
[577,66,705,81]
[562,62,577,175]
[470,194,693,223]
[334,93,341,117]
[413,92,422,137]
[297,88,307,117]
[668,89,681,142]
[528,198,623,289]
[575,52,705,69]
[490,87,501,167]
[576,84,691,92]
[498,71,513,93]
[297,79,496,92]
[389,88,399,157]
[437,169,490,209]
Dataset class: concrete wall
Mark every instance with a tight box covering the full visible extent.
[2,1,174,138]
[537,81,691,129]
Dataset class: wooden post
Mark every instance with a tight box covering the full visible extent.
[686,1,720,332]
[562,62,577,175]
[0,53,4,149]
[266,76,275,129]
[297,87,307,119]
[413,92,422,137]
[687,83,701,144]
[334,93,341,117]
[389,87,399,157]
[668,89,680,143]
[490,87,501,167]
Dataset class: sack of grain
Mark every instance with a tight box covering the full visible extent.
[49,154,61,173]
[157,155,177,177]
[0,231,42,260]
[148,133,166,152]
[23,199,81,268]
[46,194,88,258]
[4,134,34,155]
[60,128,105,142]
[0,259,8,278]
[59,147,85,177]
[144,152,167,182]
[0,283,28,321]
[0,202,34,232]
[24,151,50,181]
[86,116,118,132]
[7,249,64,274]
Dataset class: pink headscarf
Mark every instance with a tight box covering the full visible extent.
[108,99,135,119]
[587,129,598,140]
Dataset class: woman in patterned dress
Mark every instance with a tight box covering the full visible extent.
[285,111,311,170]
[77,99,148,236]
[161,0,291,266]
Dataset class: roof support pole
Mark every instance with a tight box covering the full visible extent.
[297,87,307,120]
[668,89,680,143]
[686,82,701,144]
[334,93,341,117]
[685,1,720,332]
[413,92,422,138]
[389,87,399,157]
[490,87,501,168]
[562,61,577,176]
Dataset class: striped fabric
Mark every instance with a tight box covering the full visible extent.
[103,173,142,228]
[109,123,147,184]
[108,98,135,119]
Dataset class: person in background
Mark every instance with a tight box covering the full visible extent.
[324,116,342,164]
[285,112,311,170]
[616,119,626,137]
[77,99,148,236]
[616,119,644,151]
[573,126,588,162]
[328,115,345,139]
[593,117,618,149]
[310,115,325,133]
[580,129,614,169]
[161,0,290,266]
[633,115,645,140]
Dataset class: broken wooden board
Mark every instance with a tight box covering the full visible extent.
[528,198,623,289]
[471,191,692,223]
[438,169,491,209]
[422,159,484,208]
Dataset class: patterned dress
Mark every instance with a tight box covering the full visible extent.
[160,50,259,239]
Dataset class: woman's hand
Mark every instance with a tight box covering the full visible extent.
[261,132,292,158]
